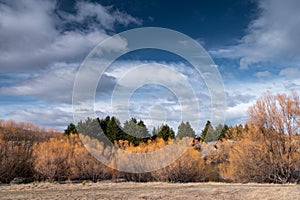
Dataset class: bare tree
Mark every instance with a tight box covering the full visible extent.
[223,92,300,183]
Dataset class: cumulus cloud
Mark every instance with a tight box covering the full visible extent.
[279,68,300,78]
[61,1,142,30]
[225,102,253,125]
[254,70,271,78]
[3,106,73,130]
[226,92,256,108]
[0,63,77,103]
[211,0,300,69]
[207,0,300,124]
[0,62,117,104]
[0,0,140,72]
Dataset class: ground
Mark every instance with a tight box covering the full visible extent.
[1,182,300,200]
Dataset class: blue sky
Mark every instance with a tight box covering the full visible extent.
[0,0,300,133]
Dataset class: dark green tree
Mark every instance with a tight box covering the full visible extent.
[176,121,196,139]
[123,118,150,146]
[213,124,223,141]
[201,120,213,142]
[64,123,78,135]
[77,117,104,140]
[76,116,125,144]
[218,124,229,140]
[203,124,230,142]
[98,116,111,135]
[157,124,175,141]
[106,116,125,143]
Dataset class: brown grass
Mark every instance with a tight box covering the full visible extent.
[1,182,300,200]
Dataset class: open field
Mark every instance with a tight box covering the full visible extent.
[1,182,300,200]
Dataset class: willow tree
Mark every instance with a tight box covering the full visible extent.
[226,92,300,183]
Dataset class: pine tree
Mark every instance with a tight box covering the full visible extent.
[106,116,124,143]
[157,124,175,141]
[64,123,78,135]
[77,117,105,140]
[201,120,213,142]
[177,121,196,139]
[123,118,150,146]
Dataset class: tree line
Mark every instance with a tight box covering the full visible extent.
[66,116,228,146]
[66,116,198,146]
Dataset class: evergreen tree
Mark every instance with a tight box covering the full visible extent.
[201,120,213,142]
[77,117,105,140]
[157,124,175,141]
[106,116,124,143]
[64,123,78,135]
[218,124,229,140]
[123,118,150,146]
[99,116,111,135]
[203,123,230,142]
[176,121,196,139]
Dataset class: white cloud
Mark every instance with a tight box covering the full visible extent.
[0,63,77,103]
[0,0,140,72]
[279,68,300,78]
[225,102,253,125]
[207,0,300,125]
[0,62,118,104]
[254,70,271,78]
[211,0,300,69]
[3,106,73,130]
[61,1,142,30]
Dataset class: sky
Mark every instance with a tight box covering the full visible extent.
[0,0,300,133]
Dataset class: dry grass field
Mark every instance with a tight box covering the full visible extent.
[1,182,300,200]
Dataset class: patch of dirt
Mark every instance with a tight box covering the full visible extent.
[0,182,300,200]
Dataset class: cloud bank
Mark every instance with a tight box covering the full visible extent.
[0,0,141,72]
[211,0,300,70]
